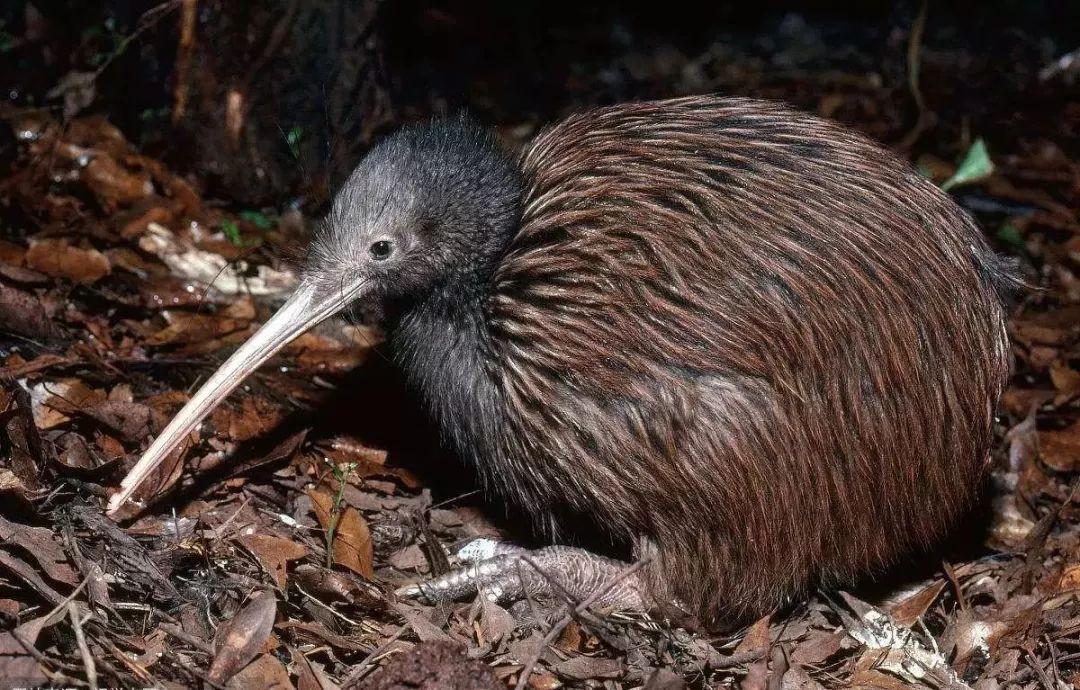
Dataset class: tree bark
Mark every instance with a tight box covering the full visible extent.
[168,0,394,205]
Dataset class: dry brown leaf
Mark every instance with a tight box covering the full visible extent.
[25,238,111,284]
[555,620,583,653]
[0,353,73,380]
[211,396,285,442]
[554,655,622,681]
[362,641,498,689]
[734,613,771,690]
[479,598,515,643]
[236,534,307,589]
[0,239,25,265]
[27,378,107,430]
[1060,564,1080,591]
[1001,388,1054,417]
[0,284,59,340]
[324,436,388,464]
[292,649,340,690]
[225,653,294,690]
[0,614,57,686]
[780,666,825,690]
[144,389,191,417]
[208,590,278,685]
[788,631,844,667]
[388,545,427,570]
[888,579,946,627]
[287,325,379,374]
[848,664,916,690]
[3,389,44,492]
[85,400,153,442]
[146,312,252,348]
[83,152,154,209]
[0,516,79,586]
[108,383,134,403]
[322,444,421,490]
[526,673,561,690]
[309,488,375,579]
[292,564,358,603]
[393,603,454,643]
[113,202,175,239]
[1051,362,1080,405]
[1039,421,1080,472]
[1011,307,1080,347]
[275,620,370,653]
[0,262,49,285]
[734,613,772,655]
[331,505,375,579]
[0,470,31,505]
[95,431,128,459]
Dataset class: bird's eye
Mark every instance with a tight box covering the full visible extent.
[369,240,392,260]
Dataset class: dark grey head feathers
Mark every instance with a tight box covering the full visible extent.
[309,115,522,305]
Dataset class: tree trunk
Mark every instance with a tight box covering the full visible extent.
[168,0,394,205]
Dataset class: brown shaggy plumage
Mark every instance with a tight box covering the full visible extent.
[112,92,1012,624]
[147,94,1011,626]
[460,96,1011,622]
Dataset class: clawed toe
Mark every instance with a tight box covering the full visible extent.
[396,539,649,612]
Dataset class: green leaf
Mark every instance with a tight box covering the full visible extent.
[221,219,242,246]
[941,139,994,192]
[286,125,304,159]
[238,210,273,230]
[996,223,1025,250]
[138,107,169,122]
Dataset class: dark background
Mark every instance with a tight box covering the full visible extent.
[2,1,1077,206]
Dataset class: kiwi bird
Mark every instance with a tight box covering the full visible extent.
[109,96,1012,625]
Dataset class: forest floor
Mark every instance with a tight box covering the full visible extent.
[1,15,1080,690]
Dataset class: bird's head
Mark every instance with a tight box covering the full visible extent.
[107,115,520,515]
[310,115,521,307]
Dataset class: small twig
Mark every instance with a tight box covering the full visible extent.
[513,558,650,690]
[1026,650,1055,690]
[897,0,930,149]
[158,622,215,655]
[10,627,85,684]
[1046,633,1062,685]
[41,573,93,622]
[87,626,156,686]
[294,583,378,633]
[324,461,357,568]
[111,601,152,612]
[515,555,625,649]
[341,624,409,688]
[69,603,98,690]
[241,0,300,89]
[942,560,968,612]
[513,557,546,625]
[90,1,183,81]
[429,489,481,510]
[172,0,197,122]
[210,496,252,541]
[713,647,767,668]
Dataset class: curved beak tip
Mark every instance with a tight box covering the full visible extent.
[107,278,368,518]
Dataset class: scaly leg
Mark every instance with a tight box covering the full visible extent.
[395,539,650,612]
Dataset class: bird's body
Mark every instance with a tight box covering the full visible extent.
[111,96,1012,626]
[391,97,1010,622]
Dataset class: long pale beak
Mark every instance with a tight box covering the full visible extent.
[107,278,368,517]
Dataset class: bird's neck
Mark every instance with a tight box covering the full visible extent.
[391,135,523,480]
[391,255,504,466]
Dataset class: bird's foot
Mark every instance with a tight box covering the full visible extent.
[395,538,649,614]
